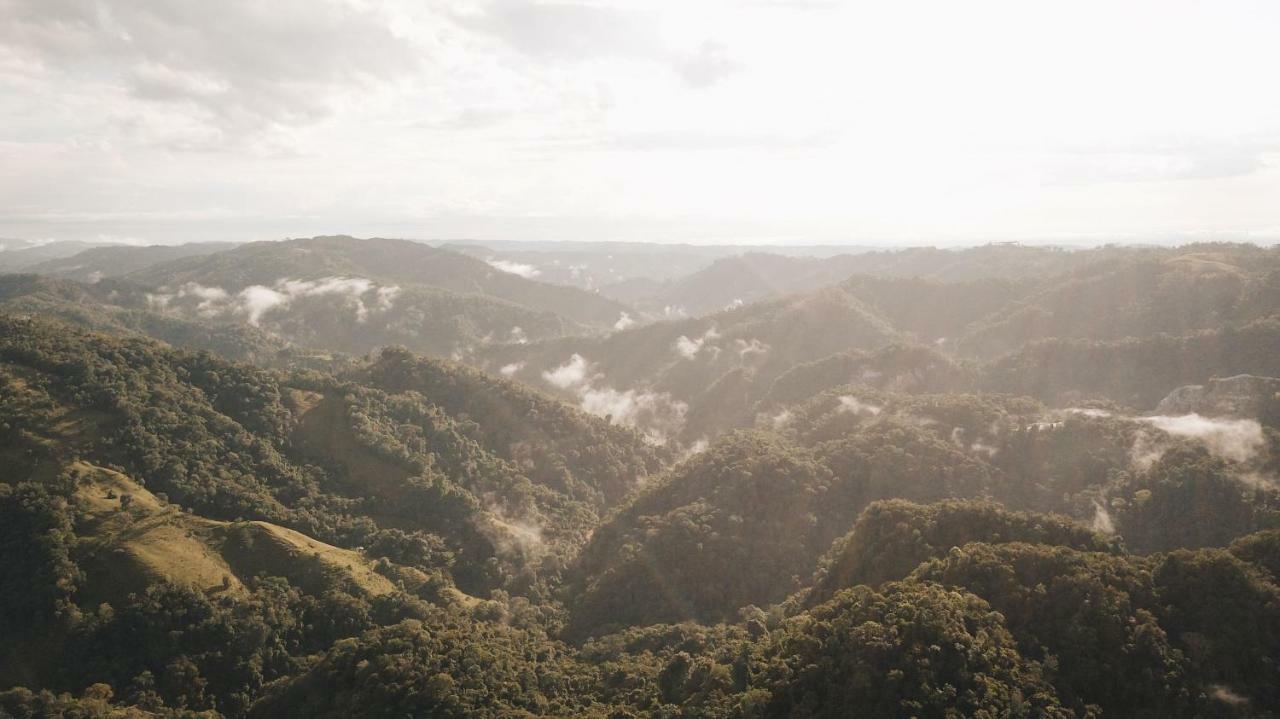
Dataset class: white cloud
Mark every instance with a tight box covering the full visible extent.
[542,353,590,389]
[674,334,702,359]
[237,285,288,325]
[540,352,687,442]
[734,337,769,359]
[613,311,636,331]
[5,1,1280,245]
[678,438,709,462]
[674,325,720,359]
[0,0,416,143]
[177,282,231,316]
[152,276,396,325]
[1065,407,1112,418]
[499,361,524,377]
[487,259,541,279]
[1136,413,1266,464]
[837,396,881,416]
[1092,500,1115,534]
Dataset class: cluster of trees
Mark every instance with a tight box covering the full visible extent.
[3,239,1280,717]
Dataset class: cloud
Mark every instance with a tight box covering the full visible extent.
[455,2,739,88]
[1091,500,1115,534]
[542,353,590,389]
[734,337,769,359]
[837,396,881,416]
[152,276,397,325]
[177,282,230,315]
[613,312,636,331]
[674,325,720,359]
[674,335,702,359]
[484,502,545,557]
[1064,407,1112,418]
[455,0,661,62]
[237,285,289,325]
[487,258,541,278]
[677,438,709,462]
[1049,135,1280,185]
[579,384,680,430]
[1136,414,1266,464]
[499,361,524,377]
[600,129,837,152]
[541,352,687,442]
[0,0,417,143]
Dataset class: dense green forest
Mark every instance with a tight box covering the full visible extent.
[2,238,1279,717]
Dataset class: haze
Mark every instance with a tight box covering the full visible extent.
[3,0,1280,245]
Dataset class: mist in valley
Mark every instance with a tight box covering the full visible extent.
[3,1,1280,717]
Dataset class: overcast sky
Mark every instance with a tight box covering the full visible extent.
[2,0,1279,246]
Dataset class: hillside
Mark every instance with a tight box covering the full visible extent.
[607,244,1150,319]
[482,285,903,444]
[125,236,633,329]
[4,240,1280,718]
[563,385,1280,639]
[26,242,236,283]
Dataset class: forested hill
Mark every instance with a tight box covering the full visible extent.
[483,244,1280,447]
[3,241,1280,718]
[124,235,633,329]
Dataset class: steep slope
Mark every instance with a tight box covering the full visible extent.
[0,315,665,600]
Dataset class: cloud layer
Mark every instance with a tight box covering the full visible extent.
[148,276,398,326]
[5,1,1280,244]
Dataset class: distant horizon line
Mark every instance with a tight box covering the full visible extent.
[3,232,1280,252]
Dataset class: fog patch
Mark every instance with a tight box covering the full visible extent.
[579,385,688,445]
[484,503,544,558]
[1091,500,1115,533]
[1136,414,1265,464]
[1211,685,1249,707]
[542,353,687,443]
[509,326,528,344]
[487,258,540,279]
[678,438,709,462]
[970,440,998,458]
[175,282,231,316]
[543,353,589,389]
[151,277,398,326]
[499,362,524,377]
[674,326,720,359]
[837,396,881,416]
[734,338,769,360]
[1065,407,1112,418]
[375,285,399,311]
[238,285,288,325]
[724,298,744,311]
[613,312,636,331]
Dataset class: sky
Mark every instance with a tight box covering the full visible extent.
[2,0,1279,246]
